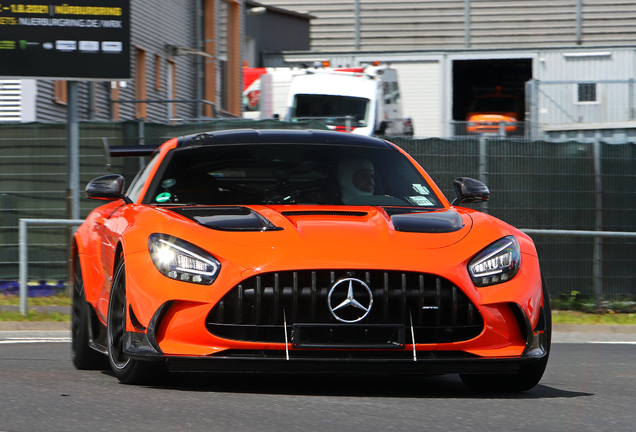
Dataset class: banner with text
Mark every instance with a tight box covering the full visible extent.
[0,1,130,79]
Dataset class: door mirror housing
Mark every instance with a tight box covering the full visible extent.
[451,177,490,205]
[86,175,132,204]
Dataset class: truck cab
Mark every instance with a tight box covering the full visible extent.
[286,66,409,136]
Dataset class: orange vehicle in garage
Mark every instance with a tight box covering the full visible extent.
[466,87,523,134]
[71,129,550,391]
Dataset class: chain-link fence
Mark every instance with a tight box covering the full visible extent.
[393,136,636,308]
[0,119,328,293]
[1,122,635,308]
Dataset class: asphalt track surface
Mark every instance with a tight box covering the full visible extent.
[0,326,635,432]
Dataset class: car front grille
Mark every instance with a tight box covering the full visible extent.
[206,270,484,346]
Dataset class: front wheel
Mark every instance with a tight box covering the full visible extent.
[460,277,552,392]
[107,258,161,384]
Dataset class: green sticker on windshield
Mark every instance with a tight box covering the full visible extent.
[156,192,171,203]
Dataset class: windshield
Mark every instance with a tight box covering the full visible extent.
[291,94,370,127]
[143,143,442,208]
[469,97,520,113]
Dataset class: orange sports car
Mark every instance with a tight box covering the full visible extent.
[72,129,550,391]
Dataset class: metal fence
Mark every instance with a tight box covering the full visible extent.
[393,136,636,305]
[1,122,635,306]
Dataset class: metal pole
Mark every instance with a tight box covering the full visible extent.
[629,78,635,121]
[66,81,80,296]
[19,219,85,316]
[464,0,471,48]
[354,0,360,50]
[66,81,80,221]
[138,119,146,171]
[479,135,489,214]
[194,0,203,117]
[592,139,603,309]
[19,219,28,315]
[87,82,95,120]
[576,0,582,45]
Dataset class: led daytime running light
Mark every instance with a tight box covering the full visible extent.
[156,238,218,276]
[149,234,220,285]
[468,236,520,287]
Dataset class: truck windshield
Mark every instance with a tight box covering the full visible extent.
[291,94,369,127]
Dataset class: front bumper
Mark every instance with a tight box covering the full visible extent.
[122,301,549,375]
[136,347,548,375]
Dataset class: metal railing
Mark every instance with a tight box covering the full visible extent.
[18,219,84,315]
[16,218,636,315]
[521,229,636,309]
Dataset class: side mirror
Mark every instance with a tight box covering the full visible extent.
[451,177,490,205]
[86,174,132,204]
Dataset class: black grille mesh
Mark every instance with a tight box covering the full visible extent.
[206,270,483,345]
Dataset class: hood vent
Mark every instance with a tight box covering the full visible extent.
[169,206,283,231]
[281,211,368,217]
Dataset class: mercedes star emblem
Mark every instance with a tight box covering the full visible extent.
[327,278,373,323]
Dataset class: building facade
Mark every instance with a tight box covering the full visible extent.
[258,0,636,140]
[0,0,245,123]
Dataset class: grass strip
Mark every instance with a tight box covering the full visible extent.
[0,310,70,322]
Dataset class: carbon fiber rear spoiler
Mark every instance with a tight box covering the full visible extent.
[108,144,161,157]
[102,138,161,171]
[102,137,160,158]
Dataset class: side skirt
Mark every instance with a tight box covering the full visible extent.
[87,304,108,355]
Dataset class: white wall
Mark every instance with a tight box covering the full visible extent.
[392,62,441,137]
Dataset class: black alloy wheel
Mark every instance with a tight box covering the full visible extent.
[107,258,161,384]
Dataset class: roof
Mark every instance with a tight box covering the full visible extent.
[246,0,315,21]
[177,129,393,148]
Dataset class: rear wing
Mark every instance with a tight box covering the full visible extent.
[102,138,161,170]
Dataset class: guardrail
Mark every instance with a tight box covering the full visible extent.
[19,219,84,316]
[17,220,636,315]
[521,229,636,239]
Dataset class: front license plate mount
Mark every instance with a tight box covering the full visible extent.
[291,324,405,349]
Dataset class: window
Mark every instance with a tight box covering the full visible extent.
[155,54,162,91]
[54,80,67,105]
[135,47,147,119]
[577,83,598,104]
[167,59,176,119]
[111,81,120,121]
[203,0,240,116]
[127,151,161,203]
[143,143,443,208]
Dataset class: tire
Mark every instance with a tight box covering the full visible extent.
[71,255,109,370]
[460,276,552,392]
[107,258,162,384]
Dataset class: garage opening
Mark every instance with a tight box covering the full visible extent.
[452,58,533,135]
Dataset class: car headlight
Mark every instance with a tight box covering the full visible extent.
[148,234,220,285]
[468,236,520,287]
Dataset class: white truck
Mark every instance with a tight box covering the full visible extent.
[242,65,411,136]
